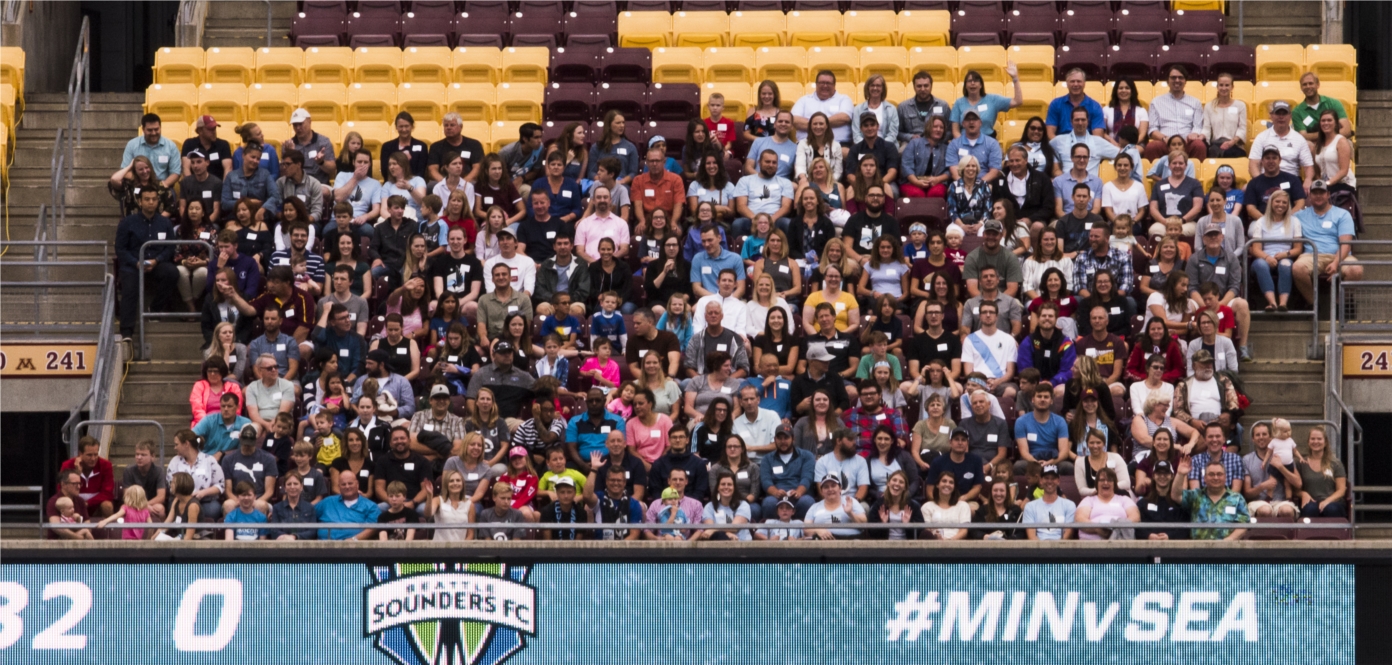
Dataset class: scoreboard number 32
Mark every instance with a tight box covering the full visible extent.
[0,580,243,652]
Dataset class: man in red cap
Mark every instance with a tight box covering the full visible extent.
[182,114,233,180]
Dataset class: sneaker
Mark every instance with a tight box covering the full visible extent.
[1240,345,1254,362]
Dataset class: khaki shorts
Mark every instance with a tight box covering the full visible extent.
[1294,253,1357,273]
[1248,500,1298,515]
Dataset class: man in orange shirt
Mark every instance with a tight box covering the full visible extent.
[633,144,685,233]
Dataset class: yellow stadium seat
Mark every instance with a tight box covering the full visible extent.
[1247,119,1272,144]
[397,82,447,123]
[729,11,785,48]
[755,47,809,85]
[897,10,951,49]
[311,121,340,151]
[204,47,255,85]
[159,121,193,146]
[652,47,704,84]
[859,47,908,83]
[347,82,398,122]
[254,47,304,85]
[304,46,354,84]
[341,120,396,159]
[402,46,453,83]
[884,82,909,105]
[446,83,496,123]
[198,83,248,125]
[702,47,756,84]
[1252,80,1302,122]
[298,83,349,123]
[1305,43,1357,82]
[1321,80,1358,128]
[617,11,673,49]
[1098,159,1117,184]
[452,47,502,84]
[785,11,844,47]
[843,10,898,48]
[1,122,9,165]
[248,83,299,122]
[1256,44,1306,82]
[352,47,403,84]
[1198,158,1249,188]
[491,121,523,152]
[0,83,13,132]
[1010,81,1054,120]
[1172,2,1225,12]
[501,47,549,84]
[908,46,957,84]
[153,47,205,85]
[673,11,729,49]
[414,120,443,144]
[1008,45,1053,83]
[998,118,1024,142]
[806,47,860,85]
[144,83,198,124]
[703,82,752,120]
[255,121,293,148]
[494,82,544,122]
[957,45,1008,83]
[0,47,23,103]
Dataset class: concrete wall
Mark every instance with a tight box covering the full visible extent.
[1342,379,1392,414]
[7,0,82,94]
[0,377,89,412]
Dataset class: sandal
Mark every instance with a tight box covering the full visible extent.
[1277,305,1288,313]
[1264,304,1276,312]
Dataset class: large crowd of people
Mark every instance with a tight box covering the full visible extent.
[79,63,1356,542]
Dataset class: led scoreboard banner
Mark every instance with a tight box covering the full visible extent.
[0,563,1353,664]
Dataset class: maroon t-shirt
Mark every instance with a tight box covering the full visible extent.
[45,493,89,539]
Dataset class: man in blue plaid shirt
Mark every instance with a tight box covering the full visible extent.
[839,380,908,456]
[1072,225,1134,300]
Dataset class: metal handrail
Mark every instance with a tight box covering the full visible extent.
[60,273,118,455]
[1237,235,1321,359]
[37,520,1355,533]
[136,239,214,360]
[69,419,166,464]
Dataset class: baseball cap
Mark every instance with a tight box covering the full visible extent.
[1191,349,1214,365]
[1081,387,1099,400]
[187,149,207,161]
[660,487,680,500]
[806,346,835,362]
[553,476,576,488]
[648,135,666,147]
[1310,179,1329,191]
[1153,461,1175,475]
[1203,225,1225,235]
[1041,464,1060,476]
[1261,146,1282,157]
[983,219,1004,233]
[509,446,528,458]
[859,111,879,126]
[960,213,979,225]
[909,222,928,234]
[776,497,795,508]
[961,109,980,121]
[775,423,794,438]
[496,228,516,240]
[290,108,311,123]
[238,424,260,440]
[950,427,970,440]
[195,114,219,129]
[820,473,842,487]
[493,340,515,355]
[1269,100,1291,114]
[430,384,451,398]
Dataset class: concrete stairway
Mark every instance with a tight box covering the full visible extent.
[111,321,207,468]
[202,1,295,49]
[1230,1,1322,46]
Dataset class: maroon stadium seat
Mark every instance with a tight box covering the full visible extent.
[1247,513,1295,541]
[1058,33,1110,81]
[546,82,599,122]
[564,11,617,47]
[1110,32,1163,81]
[400,0,457,47]
[513,34,560,49]
[896,197,948,229]
[292,0,347,47]
[600,47,652,83]
[1293,517,1352,541]
[1010,32,1058,47]
[1113,3,1168,45]
[1058,6,1113,45]
[1007,9,1059,47]
[597,81,650,122]
[683,0,732,11]
[789,1,840,11]
[1172,32,1219,47]
[551,43,606,83]
[1207,44,1255,82]
[644,120,689,156]
[1168,9,1226,45]
[956,32,1003,47]
[953,4,1006,44]
[1158,43,1210,81]
[455,1,510,48]
[513,1,565,48]
[573,0,620,15]
[647,82,700,120]
[346,1,402,48]
[901,0,952,9]
[626,0,675,11]
[736,1,786,11]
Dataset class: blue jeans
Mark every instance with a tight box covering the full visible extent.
[1300,499,1346,518]
[760,493,815,520]
[1250,258,1292,298]
[324,220,377,239]
[732,216,791,238]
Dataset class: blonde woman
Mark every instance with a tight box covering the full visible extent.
[803,156,850,227]
[795,112,842,188]
[203,321,249,382]
[428,468,475,541]
[852,74,900,144]
[748,229,802,304]
[812,237,861,289]
[465,387,511,475]
[1248,189,1303,311]
[444,433,495,504]
[475,205,507,262]
[744,273,793,338]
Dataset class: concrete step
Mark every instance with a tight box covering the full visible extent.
[20,109,145,132]
[12,144,125,169]
[6,184,116,208]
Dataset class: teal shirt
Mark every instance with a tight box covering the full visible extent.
[121,135,182,181]
[950,94,1014,136]
[1179,488,1249,540]
[192,413,252,455]
[314,495,382,540]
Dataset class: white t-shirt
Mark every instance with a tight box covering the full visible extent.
[1130,380,1173,417]
[481,252,537,294]
[960,329,1018,380]
[1248,217,1303,256]
[1248,127,1315,177]
[1187,377,1223,418]
[1145,291,1197,324]
[792,92,855,143]
[1102,106,1149,134]
[1102,180,1150,217]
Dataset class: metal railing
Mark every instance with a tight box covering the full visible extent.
[175,1,210,48]
[67,420,166,463]
[1237,236,1322,359]
[59,273,120,455]
[135,239,213,360]
[34,16,91,260]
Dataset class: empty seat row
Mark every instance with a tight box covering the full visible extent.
[645,44,1042,85]
[153,46,549,86]
[618,9,951,48]
[143,81,545,125]
[294,6,624,48]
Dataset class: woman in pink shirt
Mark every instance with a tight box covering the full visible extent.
[1076,468,1140,541]
[579,337,621,393]
[626,388,673,464]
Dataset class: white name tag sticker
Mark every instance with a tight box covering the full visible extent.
[339,349,349,357]
[939,426,950,434]
[644,189,656,197]
[199,232,212,240]
[561,190,573,198]
[156,232,168,240]
[736,470,748,480]
[157,155,169,164]
[465,472,481,481]
[1322,221,1333,229]
[701,266,712,275]
[1217,352,1226,362]
[937,343,948,351]
[233,191,242,198]
[973,307,980,315]
[1085,348,1097,357]
[1184,108,1194,116]
[277,258,290,265]
[716,343,728,352]
[958,149,970,158]
[462,151,472,159]
[303,478,314,486]
[272,392,283,401]
[600,426,612,433]
[1160,184,1171,191]
[412,145,422,152]
[360,469,370,477]
[1110,306,1121,315]
[202,190,213,199]
[1225,506,1237,514]
[720,386,732,394]
[507,305,518,312]
[227,355,236,364]
[1228,107,1238,114]
[1149,264,1159,273]
[986,434,998,442]
[772,466,784,474]
[251,463,264,472]
[778,154,790,163]
[1044,350,1052,358]
[617,148,628,155]
[875,413,886,421]
[1302,116,1313,127]
[1279,182,1290,190]
[1027,433,1037,441]
[307,150,318,159]
[1215,266,1227,275]
[403,463,415,471]
[835,302,846,311]
[977,103,989,113]
[778,264,790,273]
[276,344,287,351]
[396,347,408,355]
[247,232,258,240]
[423,423,434,431]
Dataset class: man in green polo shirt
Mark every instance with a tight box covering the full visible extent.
[1292,72,1351,142]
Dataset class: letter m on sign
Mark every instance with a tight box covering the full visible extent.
[939,592,1004,642]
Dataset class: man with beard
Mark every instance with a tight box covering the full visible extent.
[646,428,709,503]
[583,466,644,541]
[840,184,900,264]
[758,424,816,518]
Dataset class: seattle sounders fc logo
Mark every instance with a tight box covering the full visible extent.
[365,563,537,665]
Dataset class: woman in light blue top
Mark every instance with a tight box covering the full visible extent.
[231,123,279,179]
[851,75,901,145]
[656,292,695,352]
[858,234,910,305]
[950,66,1022,138]
[586,110,639,185]
[377,152,427,218]
[686,153,738,217]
